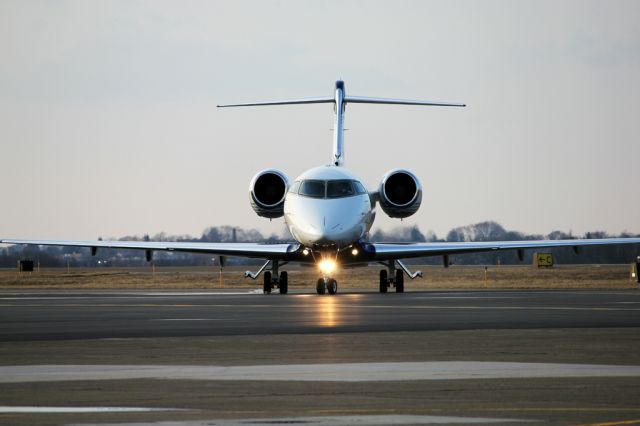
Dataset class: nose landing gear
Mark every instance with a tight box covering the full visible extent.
[327,278,338,295]
[316,277,338,295]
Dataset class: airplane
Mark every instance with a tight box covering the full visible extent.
[2,80,639,295]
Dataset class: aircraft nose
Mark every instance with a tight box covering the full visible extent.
[302,215,331,244]
[312,213,363,246]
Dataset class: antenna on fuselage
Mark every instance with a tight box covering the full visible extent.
[217,81,466,167]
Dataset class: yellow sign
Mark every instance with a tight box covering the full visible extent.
[534,253,554,268]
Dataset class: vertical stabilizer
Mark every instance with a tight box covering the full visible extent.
[332,81,345,166]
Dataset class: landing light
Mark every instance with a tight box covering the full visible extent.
[302,248,309,256]
[318,259,337,274]
[351,248,359,256]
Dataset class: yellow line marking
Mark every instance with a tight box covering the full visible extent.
[483,408,640,413]
[0,304,276,308]
[576,419,640,426]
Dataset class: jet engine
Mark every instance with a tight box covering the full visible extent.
[249,169,289,218]
[378,169,422,218]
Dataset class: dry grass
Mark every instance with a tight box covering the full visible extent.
[0,264,638,290]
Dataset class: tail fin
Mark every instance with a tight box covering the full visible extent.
[217,81,465,166]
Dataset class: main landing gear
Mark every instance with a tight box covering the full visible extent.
[245,260,289,294]
[263,270,288,294]
[379,260,423,293]
[379,268,404,293]
[316,277,338,295]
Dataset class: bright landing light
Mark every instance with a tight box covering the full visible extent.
[318,259,337,274]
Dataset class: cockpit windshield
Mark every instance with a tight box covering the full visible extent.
[326,180,354,198]
[294,179,366,199]
[299,180,325,198]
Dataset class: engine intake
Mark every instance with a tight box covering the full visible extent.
[378,169,422,218]
[250,169,289,218]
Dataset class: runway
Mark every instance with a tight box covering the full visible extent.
[1,289,640,425]
[1,289,640,341]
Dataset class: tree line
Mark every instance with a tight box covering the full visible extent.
[1,222,638,268]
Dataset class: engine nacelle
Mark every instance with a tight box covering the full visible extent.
[378,169,422,218]
[249,169,289,218]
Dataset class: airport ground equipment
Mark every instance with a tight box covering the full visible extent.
[3,81,640,294]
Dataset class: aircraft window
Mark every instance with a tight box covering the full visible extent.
[327,180,355,198]
[288,181,301,194]
[299,180,325,198]
[353,181,367,194]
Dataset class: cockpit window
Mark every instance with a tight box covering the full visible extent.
[299,180,325,198]
[327,180,355,198]
[353,181,367,194]
[288,180,301,194]
[296,179,366,199]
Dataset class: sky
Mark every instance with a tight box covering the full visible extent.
[1,0,639,241]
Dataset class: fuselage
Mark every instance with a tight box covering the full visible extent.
[284,165,375,250]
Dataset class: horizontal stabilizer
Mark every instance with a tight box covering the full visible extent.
[217,97,334,108]
[345,96,466,107]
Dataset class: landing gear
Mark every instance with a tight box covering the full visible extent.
[279,271,288,294]
[379,268,403,293]
[327,278,338,295]
[263,271,272,294]
[379,270,388,293]
[380,260,404,293]
[379,260,412,293]
[255,261,290,294]
[395,269,404,293]
[316,277,338,295]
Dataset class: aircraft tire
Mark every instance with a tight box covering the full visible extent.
[395,269,404,293]
[379,270,388,293]
[279,271,288,294]
[316,278,326,295]
[327,278,338,295]
[263,271,272,294]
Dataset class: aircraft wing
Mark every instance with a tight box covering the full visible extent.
[0,239,300,260]
[369,238,640,261]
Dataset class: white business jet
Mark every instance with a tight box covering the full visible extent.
[2,81,639,295]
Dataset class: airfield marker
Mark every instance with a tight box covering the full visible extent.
[483,266,488,288]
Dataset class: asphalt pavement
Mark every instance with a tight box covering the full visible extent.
[1,289,640,341]
[1,289,640,425]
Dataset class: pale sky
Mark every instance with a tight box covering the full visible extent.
[1,0,638,240]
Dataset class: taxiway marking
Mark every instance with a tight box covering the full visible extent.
[0,406,179,413]
[151,318,230,321]
[72,414,528,425]
[2,362,640,383]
